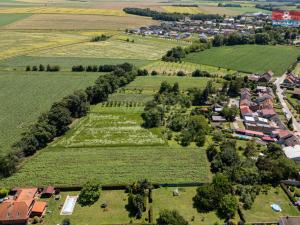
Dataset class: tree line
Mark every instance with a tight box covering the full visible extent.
[71,63,132,72]
[123,7,223,22]
[0,63,137,178]
[26,64,60,72]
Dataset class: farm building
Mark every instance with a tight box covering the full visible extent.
[41,186,55,198]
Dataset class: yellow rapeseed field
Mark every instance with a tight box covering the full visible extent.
[0,7,125,16]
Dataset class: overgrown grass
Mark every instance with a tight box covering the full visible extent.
[184,45,300,76]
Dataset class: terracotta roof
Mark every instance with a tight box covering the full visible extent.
[32,201,47,214]
[0,202,29,222]
[262,136,276,142]
[235,129,264,137]
[16,188,37,207]
[273,129,292,139]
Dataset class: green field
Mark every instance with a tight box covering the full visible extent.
[1,145,211,187]
[1,103,211,187]
[0,71,99,155]
[185,45,300,76]
[0,14,32,26]
[0,56,153,71]
[125,76,223,93]
[242,187,300,223]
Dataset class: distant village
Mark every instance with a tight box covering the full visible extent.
[127,12,270,40]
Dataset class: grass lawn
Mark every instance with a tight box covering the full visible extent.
[0,14,32,26]
[41,191,146,225]
[152,187,223,225]
[0,71,99,155]
[243,187,300,223]
[184,45,300,76]
[0,56,152,71]
[293,62,300,76]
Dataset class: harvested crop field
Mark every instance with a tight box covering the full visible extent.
[3,14,158,30]
[0,71,99,155]
[0,7,125,16]
[30,35,189,60]
[162,6,202,14]
[0,31,87,60]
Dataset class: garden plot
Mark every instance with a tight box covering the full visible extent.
[143,61,237,76]
[55,107,165,148]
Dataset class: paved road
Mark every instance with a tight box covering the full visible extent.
[274,74,300,135]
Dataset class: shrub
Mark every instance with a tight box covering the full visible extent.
[32,216,40,224]
[25,65,31,71]
[0,188,9,198]
[32,66,38,71]
[151,70,158,76]
[177,71,186,77]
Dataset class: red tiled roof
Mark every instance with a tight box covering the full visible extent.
[235,129,264,137]
[32,202,47,214]
[262,136,276,142]
[272,129,291,138]
[240,99,250,106]
[0,202,29,222]
[240,106,252,115]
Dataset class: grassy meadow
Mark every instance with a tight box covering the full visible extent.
[185,45,300,76]
[0,71,99,155]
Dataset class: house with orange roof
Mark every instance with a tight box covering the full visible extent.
[0,188,47,225]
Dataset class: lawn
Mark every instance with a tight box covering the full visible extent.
[184,45,300,76]
[29,35,190,60]
[0,71,99,155]
[0,56,152,71]
[152,187,223,225]
[242,187,300,223]
[41,190,146,225]
[0,13,32,26]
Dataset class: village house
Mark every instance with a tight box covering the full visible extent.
[258,70,274,83]
[0,188,47,225]
[283,73,298,87]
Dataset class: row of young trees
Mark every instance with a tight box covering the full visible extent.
[0,63,137,178]
[72,63,132,72]
[26,64,60,72]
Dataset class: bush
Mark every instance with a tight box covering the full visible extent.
[25,65,31,71]
[177,71,186,77]
[32,216,41,224]
[151,70,158,76]
[148,206,153,223]
[0,188,9,198]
